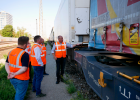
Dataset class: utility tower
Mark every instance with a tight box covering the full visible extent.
[39,0,43,36]
[36,19,38,35]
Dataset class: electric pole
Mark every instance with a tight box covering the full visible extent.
[36,19,38,35]
[39,0,43,36]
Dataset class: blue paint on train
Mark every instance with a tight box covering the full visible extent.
[94,31,105,49]
[89,0,97,47]
[89,0,105,49]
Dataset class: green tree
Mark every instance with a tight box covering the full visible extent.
[0,30,2,36]
[2,25,13,37]
[17,27,26,37]
[12,29,18,37]
[16,27,32,39]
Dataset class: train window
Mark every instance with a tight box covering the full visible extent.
[79,36,83,42]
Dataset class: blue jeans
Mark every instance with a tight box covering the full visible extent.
[32,66,44,95]
[10,79,29,100]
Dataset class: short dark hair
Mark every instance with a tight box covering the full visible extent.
[18,36,29,45]
[58,35,62,39]
[34,35,41,42]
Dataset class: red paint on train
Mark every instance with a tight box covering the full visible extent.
[97,0,107,16]
[127,0,140,6]
[101,25,132,53]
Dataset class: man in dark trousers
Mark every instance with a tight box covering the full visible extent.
[51,35,78,84]
[31,35,46,97]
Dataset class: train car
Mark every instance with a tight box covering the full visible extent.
[49,27,54,44]
[53,0,90,61]
[54,0,90,44]
[74,0,140,100]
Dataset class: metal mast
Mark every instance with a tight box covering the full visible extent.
[36,19,38,35]
[39,0,43,36]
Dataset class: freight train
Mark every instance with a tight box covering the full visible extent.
[50,0,140,100]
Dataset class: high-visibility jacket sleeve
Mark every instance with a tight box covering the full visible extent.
[51,43,55,53]
[34,46,44,66]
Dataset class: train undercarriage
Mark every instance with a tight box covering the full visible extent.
[66,46,140,100]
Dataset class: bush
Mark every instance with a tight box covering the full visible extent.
[67,82,76,94]
[71,91,88,100]
[0,64,15,100]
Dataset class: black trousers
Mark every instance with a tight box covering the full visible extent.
[56,57,66,81]
[29,62,32,81]
[43,64,46,74]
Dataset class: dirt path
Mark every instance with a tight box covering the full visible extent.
[28,44,72,100]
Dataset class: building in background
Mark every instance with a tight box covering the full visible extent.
[0,11,13,30]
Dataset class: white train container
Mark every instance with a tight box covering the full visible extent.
[54,0,90,44]
[49,27,54,42]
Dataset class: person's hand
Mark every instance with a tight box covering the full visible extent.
[7,72,11,79]
[54,56,57,60]
[76,44,80,46]
[7,72,16,79]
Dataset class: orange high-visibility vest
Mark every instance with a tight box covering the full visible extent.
[26,45,31,62]
[55,42,66,58]
[41,44,47,65]
[26,45,31,53]
[8,48,29,80]
[31,44,45,66]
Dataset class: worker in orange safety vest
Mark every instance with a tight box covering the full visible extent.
[30,35,46,97]
[25,42,32,83]
[51,35,79,84]
[5,36,30,100]
[41,38,49,75]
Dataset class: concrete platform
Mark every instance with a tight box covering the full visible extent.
[28,44,72,100]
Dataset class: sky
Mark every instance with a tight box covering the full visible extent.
[0,0,62,38]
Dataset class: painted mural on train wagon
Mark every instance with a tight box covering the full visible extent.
[89,0,140,55]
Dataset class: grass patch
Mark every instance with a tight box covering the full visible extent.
[71,91,88,100]
[0,64,15,100]
[64,74,76,94]
[44,41,47,46]
[64,74,88,100]
[64,78,72,84]
[48,41,53,49]
[0,64,33,100]
[67,82,76,94]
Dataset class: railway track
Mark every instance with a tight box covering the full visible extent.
[0,45,17,51]
[0,41,17,45]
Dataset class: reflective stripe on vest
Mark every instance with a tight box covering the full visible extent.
[31,44,45,66]
[30,44,44,57]
[31,54,45,57]
[8,50,24,68]
[55,42,66,50]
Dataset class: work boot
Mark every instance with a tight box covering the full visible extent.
[36,93,46,97]
[43,73,49,75]
[56,81,59,84]
[56,78,60,84]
